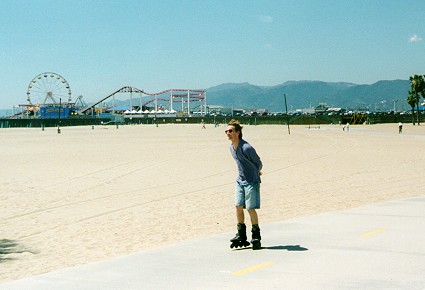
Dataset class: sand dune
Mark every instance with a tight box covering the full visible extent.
[1,123,424,282]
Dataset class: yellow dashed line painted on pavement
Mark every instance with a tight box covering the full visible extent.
[361,228,385,237]
[232,262,272,276]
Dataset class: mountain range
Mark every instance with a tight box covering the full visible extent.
[205,79,411,112]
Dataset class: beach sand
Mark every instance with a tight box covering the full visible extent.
[1,122,424,282]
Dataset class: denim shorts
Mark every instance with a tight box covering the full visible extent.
[235,183,260,210]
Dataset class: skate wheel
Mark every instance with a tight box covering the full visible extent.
[231,241,250,249]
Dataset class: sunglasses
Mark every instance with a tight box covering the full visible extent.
[225,129,233,134]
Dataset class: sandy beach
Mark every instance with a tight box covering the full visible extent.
[1,122,424,282]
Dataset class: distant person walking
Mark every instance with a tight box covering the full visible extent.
[343,122,350,132]
[226,119,263,250]
[399,122,403,134]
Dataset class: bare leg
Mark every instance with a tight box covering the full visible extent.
[236,206,244,224]
[248,209,258,225]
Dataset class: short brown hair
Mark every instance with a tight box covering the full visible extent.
[228,119,243,139]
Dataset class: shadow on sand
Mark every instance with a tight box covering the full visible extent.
[0,239,26,263]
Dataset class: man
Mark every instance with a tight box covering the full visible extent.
[226,119,263,250]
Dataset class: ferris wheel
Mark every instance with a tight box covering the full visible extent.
[26,72,72,106]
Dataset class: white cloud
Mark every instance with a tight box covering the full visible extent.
[258,15,273,23]
[263,43,275,50]
[408,34,422,43]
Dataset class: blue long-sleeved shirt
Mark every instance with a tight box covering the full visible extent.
[230,139,262,185]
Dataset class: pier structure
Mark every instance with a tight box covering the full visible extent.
[78,86,207,117]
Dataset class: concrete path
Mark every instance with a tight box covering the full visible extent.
[2,195,424,290]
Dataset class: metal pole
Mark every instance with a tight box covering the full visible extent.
[170,91,173,112]
[187,90,190,115]
[57,98,61,134]
[284,94,290,135]
[204,92,207,116]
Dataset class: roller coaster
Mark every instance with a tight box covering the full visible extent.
[78,86,207,115]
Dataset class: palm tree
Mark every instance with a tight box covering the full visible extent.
[409,74,425,125]
[407,90,419,125]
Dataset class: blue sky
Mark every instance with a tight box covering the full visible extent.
[0,0,424,108]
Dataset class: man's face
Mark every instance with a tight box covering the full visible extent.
[225,125,238,141]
